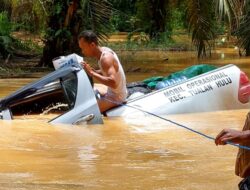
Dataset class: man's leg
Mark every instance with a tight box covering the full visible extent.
[94,83,108,96]
[94,83,117,113]
[97,98,117,113]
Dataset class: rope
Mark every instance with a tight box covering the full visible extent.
[104,97,250,151]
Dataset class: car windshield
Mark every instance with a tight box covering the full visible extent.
[9,72,78,118]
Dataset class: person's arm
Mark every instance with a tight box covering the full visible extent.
[82,55,118,89]
[94,69,102,75]
[80,61,102,75]
[215,128,250,145]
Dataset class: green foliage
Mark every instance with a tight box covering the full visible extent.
[14,39,43,53]
[109,0,137,32]
[135,0,172,40]
[233,1,250,55]
[54,29,71,38]
[11,0,47,33]
[234,16,250,55]
[0,11,12,36]
[170,8,185,30]
[0,0,246,60]
[0,0,11,17]
[54,2,64,15]
[13,14,37,32]
[110,13,136,32]
[0,11,13,58]
[0,36,13,58]
[135,0,152,34]
[215,0,242,25]
[187,0,216,58]
[82,1,113,41]
[40,0,114,66]
[214,22,226,35]
[0,11,42,58]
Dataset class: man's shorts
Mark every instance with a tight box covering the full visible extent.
[94,89,126,104]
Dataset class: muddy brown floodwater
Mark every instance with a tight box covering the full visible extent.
[0,48,249,190]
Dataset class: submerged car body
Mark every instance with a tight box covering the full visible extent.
[106,64,250,117]
[0,54,250,125]
[0,64,103,125]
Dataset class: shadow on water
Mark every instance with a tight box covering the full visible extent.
[0,48,249,189]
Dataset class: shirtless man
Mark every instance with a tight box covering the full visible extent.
[78,30,127,113]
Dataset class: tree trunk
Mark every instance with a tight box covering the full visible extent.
[39,0,112,67]
[39,0,81,67]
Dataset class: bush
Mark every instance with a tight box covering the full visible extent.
[0,11,13,58]
[0,11,11,36]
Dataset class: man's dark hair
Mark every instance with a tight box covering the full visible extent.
[78,30,99,45]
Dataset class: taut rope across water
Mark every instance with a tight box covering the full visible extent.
[104,97,250,151]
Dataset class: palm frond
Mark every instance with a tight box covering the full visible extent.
[187,0,216,58]
[234,14,250,55]
[215,0,246,27]
[82,0,113,42]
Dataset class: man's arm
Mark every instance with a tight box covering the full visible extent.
[215,128,250,145]
[94,69,102,75]
[82,54,118,89]
[81,62,102,75]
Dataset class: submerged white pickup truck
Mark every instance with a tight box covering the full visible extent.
[0,54,250,125]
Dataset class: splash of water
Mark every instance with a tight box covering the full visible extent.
[41,103,68,115]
